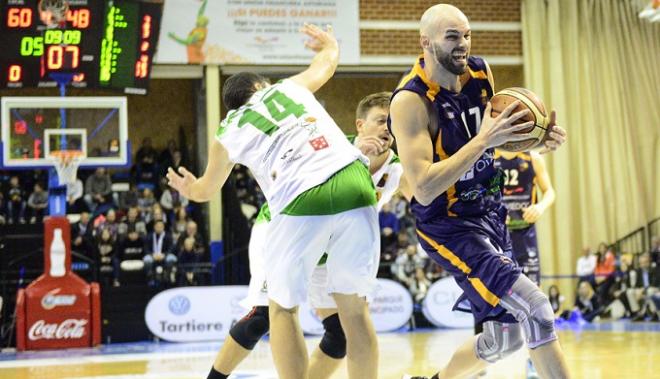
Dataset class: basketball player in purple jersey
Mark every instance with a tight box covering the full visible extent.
[389,4,570,379]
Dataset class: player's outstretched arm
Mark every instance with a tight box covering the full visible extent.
[390,92,534,205]
[522,151,556,223]
[166,140,234,202]
[289,23,339,93]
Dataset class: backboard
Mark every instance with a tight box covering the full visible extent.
[1,96,129,168]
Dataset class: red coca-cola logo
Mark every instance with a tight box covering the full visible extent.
[28,319,87,341]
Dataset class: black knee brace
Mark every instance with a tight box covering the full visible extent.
[318,313,346,359]
[229,306,270,350]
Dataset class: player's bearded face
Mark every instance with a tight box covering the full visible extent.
[432,42,469,75]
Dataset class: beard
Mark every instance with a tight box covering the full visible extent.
[432,43,468,75]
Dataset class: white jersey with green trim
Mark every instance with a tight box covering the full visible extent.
[350,137,403,211]
[216,79,366,215]
[370,149,403,211]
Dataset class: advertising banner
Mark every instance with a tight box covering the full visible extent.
[145,286,249,342]
[155,0,359,65]
[300,278,414,334]
[422,277,474,328]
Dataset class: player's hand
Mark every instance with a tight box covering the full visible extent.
[166,166,197,199]
[477,101,535,149]
[301,23,337,53]
[522,204,544,223]
[356,135,388,156]
[539,111,566,154]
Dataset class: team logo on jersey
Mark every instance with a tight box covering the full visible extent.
[519,161,529,171]
[480,89,489,106]
[309,136,329,151]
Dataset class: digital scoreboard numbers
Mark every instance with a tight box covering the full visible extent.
[99,0,162,94]
[0,0,104,88]
[0,0,163,94]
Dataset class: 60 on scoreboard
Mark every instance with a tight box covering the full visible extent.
[0,0,163,94]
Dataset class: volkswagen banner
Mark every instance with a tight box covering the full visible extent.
[145,286,248,342]
[422,277,474,328]
[300,278,413,334]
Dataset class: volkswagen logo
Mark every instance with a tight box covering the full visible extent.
[168,295,191,316]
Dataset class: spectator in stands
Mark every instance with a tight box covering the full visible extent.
[72,211,93,255]
[66,178,87,213]
[630,252,659,321]
[175,220,205,256]
[159,140,178,172]
[176,237,204,285]
[595,243,617,304]
[160,185,189,218]
[576,246,597,286]
[116,224,147,284]
[133,153,160,192]
[379,203,400,261]
[146,204,168,233]
[390,193,414,234]
[105,138,121,157]
[613,258,636,318]
[138,187,156,219]
[135,137,157,163]
[27,183,48,223]
[6,176,26,224]
[425,261,445,283]
[95,228,118,287]
[143,219,176,286]
[548,285,565,318]
[84,168,113,212]
[392,244,429,302]
[95,209,119,240]
[118,206,147,241]
[118,183,140,210]
[575,280,602,322]
[171,207,189,241]
[651,236,660,266]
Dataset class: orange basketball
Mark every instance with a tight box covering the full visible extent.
[490,87,551,152]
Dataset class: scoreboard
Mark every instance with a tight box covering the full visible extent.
[0,0,163,94]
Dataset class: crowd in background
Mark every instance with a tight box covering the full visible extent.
[549,238,660,322]
[0,138,208,288]
[1,139,659,325]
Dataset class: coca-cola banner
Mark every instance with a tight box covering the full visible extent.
[28,319,88,341]
[300,279,414,335]
[422,277,474,328]
[145,286,248,342]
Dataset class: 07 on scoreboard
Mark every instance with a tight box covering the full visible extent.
[0,0,163,95]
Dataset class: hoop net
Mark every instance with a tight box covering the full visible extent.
[48,150,83,186]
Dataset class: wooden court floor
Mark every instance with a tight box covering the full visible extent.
[1,327,658,379]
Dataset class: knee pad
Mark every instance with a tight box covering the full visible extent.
[475,322,524,363]
[318,313,346,359]
[229,306,270,350]
[500,276,557,349]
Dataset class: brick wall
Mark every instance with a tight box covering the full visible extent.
[359,0,522,58]
[360,0,520,22]
[361,30,521,56]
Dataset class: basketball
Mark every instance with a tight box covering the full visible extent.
[490,87,551,152]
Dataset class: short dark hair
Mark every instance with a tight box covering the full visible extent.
[222,72,270,110]
[355,91,392,120]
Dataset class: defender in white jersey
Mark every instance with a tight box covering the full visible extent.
[208,92,411,379]
[168,24,379,379]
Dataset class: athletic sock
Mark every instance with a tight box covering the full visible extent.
[207,367,229,379]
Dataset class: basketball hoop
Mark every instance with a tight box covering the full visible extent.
[48,150,83,186]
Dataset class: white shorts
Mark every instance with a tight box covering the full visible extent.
[239,221,270,309]
[265,206,380,309]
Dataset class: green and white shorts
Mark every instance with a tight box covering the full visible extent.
[247,160,379,309]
